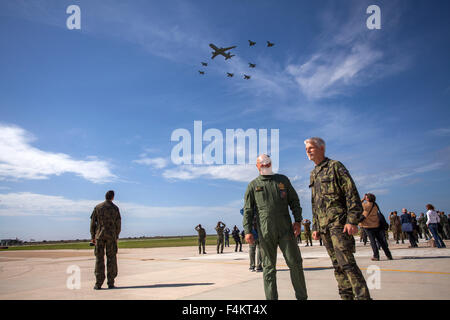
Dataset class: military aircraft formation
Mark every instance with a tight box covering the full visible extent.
[198,40,274,78]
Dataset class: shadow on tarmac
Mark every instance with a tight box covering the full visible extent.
[397,256,450,260]
[112,283,215,290]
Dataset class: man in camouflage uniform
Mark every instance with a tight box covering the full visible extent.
[90,190,121,290]
[305,137,371,300]
[439,211,450,240]
[417,213,431,240]
[390,211,404,244]
[302,219,313,246]
[195,224,207,254]
[244,154,307,300]
[215,221,226,254]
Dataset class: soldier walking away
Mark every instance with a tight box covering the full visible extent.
[195,224,207,254]
[232,225,243,252]
[243,154,307,300]
[224,227,230,247]
[305,137,371,300]
[391,211,404,244]
[418,213,431,240]
[439,211,450,240]
[90,190,121,290]
[215,221,226,253]
[302,219,313,246]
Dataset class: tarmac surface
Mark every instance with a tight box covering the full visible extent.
[0,236,449,300]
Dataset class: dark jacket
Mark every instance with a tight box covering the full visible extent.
[401,213,412,225]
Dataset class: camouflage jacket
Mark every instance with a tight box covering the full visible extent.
[215,224,226,237]
[440,214,449,226]
[90,200,121,240]
[195,226,206,239]
[309,158,362,232]
[417,216,427,228]
[302,220,311,233]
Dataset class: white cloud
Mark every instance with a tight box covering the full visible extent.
[287,44,383,100]
[163,164,259,183]
[0,124,115,183]
[353,162,444,190]
[133,157,169,169]
[0,192,240,219]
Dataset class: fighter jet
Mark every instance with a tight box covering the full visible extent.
[227,72,234,77]
[244,74,251,80]
[267,41,275,47]
[248,40,256,46]
[209,43,237,59]
[198,71,205,75]
[201,62,208,66]
[248,63,256,68]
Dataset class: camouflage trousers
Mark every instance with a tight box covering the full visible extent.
[249,240,262,269]
[95,238,118,286]
[304,232,313,246]
[392,229,405,242]
[259,233,307,300]
[198,238,206,253]
[321,228,371,300]
[217,236,224,253]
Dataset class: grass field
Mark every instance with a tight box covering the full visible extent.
[0,233,317,251]
[0,235,224,251]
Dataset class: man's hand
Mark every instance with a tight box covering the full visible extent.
[312,231,320,240]
[91,239,96,245]
[293,222,301,237]
[245,233,255,245]
[343,224,358,236]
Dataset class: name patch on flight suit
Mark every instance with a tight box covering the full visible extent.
[278,182,287,199]
[255,186,264,192]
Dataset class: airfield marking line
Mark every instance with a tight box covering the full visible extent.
[359,267,450,275]
[120,257,450,275]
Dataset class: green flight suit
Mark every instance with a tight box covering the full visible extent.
[243,174,307,300]
[310,158,370,300]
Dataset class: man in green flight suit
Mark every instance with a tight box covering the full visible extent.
[243,154,308,300]
[305,137,371,300]
[215,221,226,254]
[90,190,121,290]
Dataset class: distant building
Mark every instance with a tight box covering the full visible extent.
[0,238,23,246]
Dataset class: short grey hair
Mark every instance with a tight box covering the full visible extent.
[304,137,326,150]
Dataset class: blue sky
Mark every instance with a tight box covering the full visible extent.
[0,0,449,241]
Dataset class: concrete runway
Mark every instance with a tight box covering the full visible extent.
[1,237,449,300]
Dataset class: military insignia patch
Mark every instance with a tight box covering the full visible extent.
[256,186,263,192]
[278,182,285,190]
